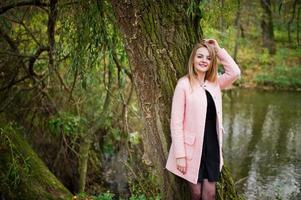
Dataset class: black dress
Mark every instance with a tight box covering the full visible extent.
[198,90,220,182]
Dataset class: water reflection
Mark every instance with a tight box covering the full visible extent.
[223,89,301,200]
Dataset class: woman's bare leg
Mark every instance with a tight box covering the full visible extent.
[188,181,202,200]
[202,179,216,200]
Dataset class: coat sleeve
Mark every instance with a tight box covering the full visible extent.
[217,48,241,90]
[170,80,186,159]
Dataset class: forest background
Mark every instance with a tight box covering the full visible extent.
[0,0,300,200]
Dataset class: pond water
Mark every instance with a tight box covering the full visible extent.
[223,89,301,200]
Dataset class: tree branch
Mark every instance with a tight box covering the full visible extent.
[112,51,132,81]
[0,27,19,51]
[0,0,49,15]
[68,66,78,102]
[20,19,42,46]
[28,46,50,77]
[54,67,71,94]
[0,75,30,91]
[47,0,58,77]
[0,27,33,79]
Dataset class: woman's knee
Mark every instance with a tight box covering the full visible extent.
[191,188,201,199]
[202,180,216,200]
[188,182,202,199]
[203,190,215,200]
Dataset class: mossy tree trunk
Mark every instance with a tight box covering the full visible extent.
[0,128,72,200]
[111,1,242,199]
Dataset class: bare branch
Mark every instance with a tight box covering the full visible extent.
[0,27,33,79]
[104,86,141,119]
[54,67,71,94]
[28,46,49,77]
[0,0,49,15]
[101,60,113,116]
[0,75,30,91]
[20,20,42,46]
[68,66,78,102]
[0,89,22,113]
[112,51,132,81]
[47,0,58,76]
[0,74,46,113]
[0,51,37,58]
[0,27,19,51]
[58,1,81,8]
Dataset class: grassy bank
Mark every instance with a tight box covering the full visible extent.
[239,45,301,91]
[253,47,301,90]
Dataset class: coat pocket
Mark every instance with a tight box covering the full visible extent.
[184,133,196,160]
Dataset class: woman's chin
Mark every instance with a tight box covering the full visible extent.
[196,68,209,73]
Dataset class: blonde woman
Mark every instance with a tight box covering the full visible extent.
[165,39,241,200]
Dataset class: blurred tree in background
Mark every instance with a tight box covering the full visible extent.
[200,0,301,89]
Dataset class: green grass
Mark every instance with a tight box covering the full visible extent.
[255,47,301,89]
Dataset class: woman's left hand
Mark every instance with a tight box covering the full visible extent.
[203,38,222,53]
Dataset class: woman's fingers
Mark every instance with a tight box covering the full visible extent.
[203,38,218,46]
[177,165,186,173]
[207,39,215,44]
[207,39,217,46]
[176,157,186,174]
[202,39,221,53]
[176,164,186,174]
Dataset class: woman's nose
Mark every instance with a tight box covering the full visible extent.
[201,57,208,62]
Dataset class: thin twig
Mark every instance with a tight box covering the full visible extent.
[0,0,49,15]
[104,86,142,119]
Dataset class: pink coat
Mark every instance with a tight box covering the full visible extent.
[165,48,241,184]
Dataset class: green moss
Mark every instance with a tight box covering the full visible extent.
[217,166,245,200]
[0,124,72,200]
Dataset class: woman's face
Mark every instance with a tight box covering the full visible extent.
[193,47,211,73]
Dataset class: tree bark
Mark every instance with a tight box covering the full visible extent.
[110,1,242,199]
[297,4,300,46]
[78,132,92,193]
[110,1,198,199]
[0,128,72,200]
[260,0,276,54]
[233,0,241,61]
[287,0,298,43]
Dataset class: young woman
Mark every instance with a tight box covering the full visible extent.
[165,39,241,200]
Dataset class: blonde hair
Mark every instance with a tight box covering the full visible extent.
[187,41,218,88]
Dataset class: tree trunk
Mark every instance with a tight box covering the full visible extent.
[287,0,298,44]
[0,127,72,200]
[220,0,225,32]
[78,132,92,193]
[233,0,241,61]
[110,1,242,199]
[297,4,300,46]
[260,0,276,54]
